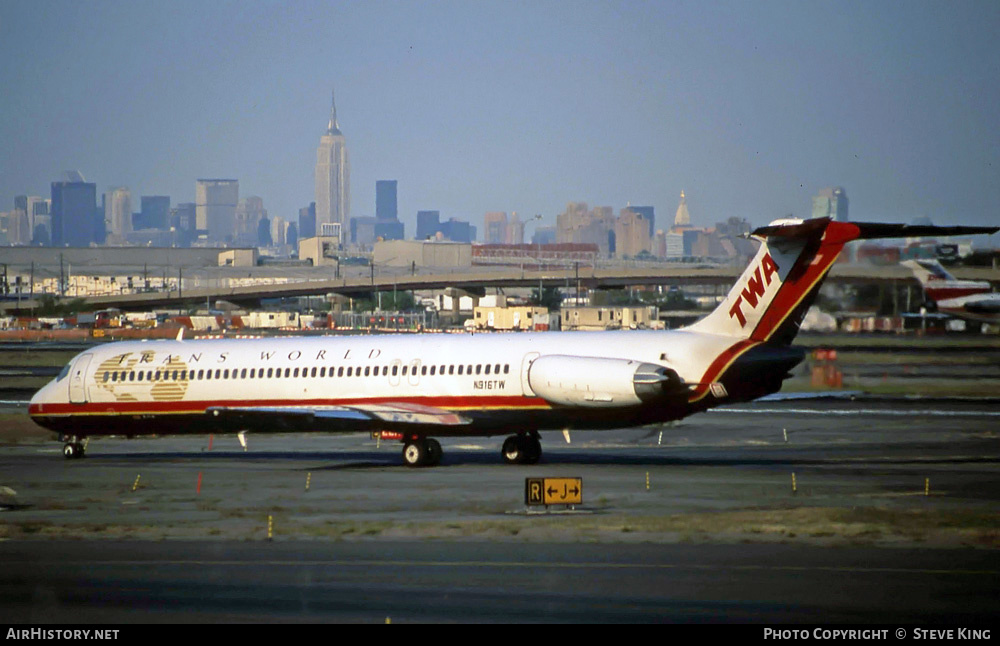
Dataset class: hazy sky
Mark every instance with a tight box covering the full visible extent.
[2,0,998,234]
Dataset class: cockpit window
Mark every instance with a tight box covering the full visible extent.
[56,363,71,382]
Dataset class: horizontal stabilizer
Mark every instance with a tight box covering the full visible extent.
[752,219,998,243]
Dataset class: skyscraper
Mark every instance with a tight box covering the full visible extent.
[140,195,171,230]
[104,187,133,243]
[417,210,441,240]
[673,191,691,228]
[51,175,100,247]
[376,180,397,222]
[629,205,655,238]
[812,187,849,221]
[315,89,350,244]
[195,179,239,244]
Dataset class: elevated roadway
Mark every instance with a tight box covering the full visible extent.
[3,263,998,313]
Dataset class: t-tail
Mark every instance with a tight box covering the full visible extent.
[688,218,998,346]
[682,217,997,406]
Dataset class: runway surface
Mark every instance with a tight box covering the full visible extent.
[1,396,998,622]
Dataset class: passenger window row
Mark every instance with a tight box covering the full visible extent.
[101,363,511,383]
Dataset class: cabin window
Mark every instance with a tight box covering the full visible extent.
[180,371,187,380]
[382,366,389,376]
[485,365,491,375]
[103,371,109,382]
[293,368,299,378]
[402,366,408,376]
[320,367,326,377]
[503,364,510,374]
[391,365,398,376]
[338,366,344,377]
[137,372,144,382]
[457,365,463,375]
[475,365,482,375]
[467,365,473,374]
[311,367,317,378]
[346,367,353,377]
[239,368,246,379]
[429,366,436,376]
[196,370,203,380]
[364,366,370,377]
[250,369,256,378]
[449,365,455,375]
[266,368,273,378]
[215,369,221,379]
[440,365,446,374]
[421,366,427,376]
[356,366,362,377]
[224,369,230,379]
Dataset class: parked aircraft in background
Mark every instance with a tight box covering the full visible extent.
[903,259,1000,325]
[30,218,997,466]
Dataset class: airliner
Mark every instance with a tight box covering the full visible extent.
[29,217,996,466]
[902,259,1000,325]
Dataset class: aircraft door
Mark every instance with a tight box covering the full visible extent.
[520,352,540,397]
[69,353,93,404]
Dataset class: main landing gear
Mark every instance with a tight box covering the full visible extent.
[402,438,442,467]
[501,433,541,465]
[62,436,86,460]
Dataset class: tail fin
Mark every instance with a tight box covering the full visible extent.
[687,218,997,345]
[901,259,956,285]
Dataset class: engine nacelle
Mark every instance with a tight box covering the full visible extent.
[527,355,685,408]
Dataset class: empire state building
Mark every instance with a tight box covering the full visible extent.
[315,89,350,242]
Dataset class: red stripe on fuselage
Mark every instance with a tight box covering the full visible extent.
[29,395,552,418]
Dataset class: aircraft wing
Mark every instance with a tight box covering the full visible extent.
[206,401,471,433]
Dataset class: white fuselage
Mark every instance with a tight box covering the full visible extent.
[29,328,762,437]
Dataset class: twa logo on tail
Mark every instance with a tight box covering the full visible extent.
[729,253,780,327]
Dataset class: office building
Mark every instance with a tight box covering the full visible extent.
[51,175,100,246]
[299,202,316,240]
[104,187,133,243]
[376,180,397,221]
[417,210,441,240]
[315,89,350,243]
[195,179,239,244]
[812,187,849,221]
[140,195,170,231]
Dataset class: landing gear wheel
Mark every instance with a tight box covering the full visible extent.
[502,434,543,465]
[62,442,85,460]
[425,438,443,466]
[502,435,523,464]
[402,440,428,467]
[522,434,542,464]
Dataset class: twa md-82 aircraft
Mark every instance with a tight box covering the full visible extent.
[30,217,996,466]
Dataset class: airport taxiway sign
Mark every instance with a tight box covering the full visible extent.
[525,477,583,506]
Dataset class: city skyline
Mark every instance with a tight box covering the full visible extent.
[1,1,998,235]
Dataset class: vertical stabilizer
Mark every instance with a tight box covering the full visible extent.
[686,218,855,345]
